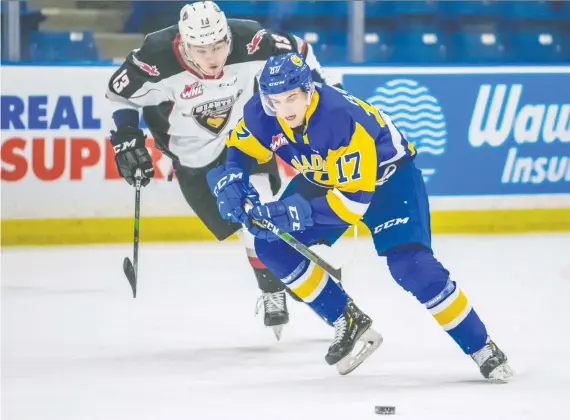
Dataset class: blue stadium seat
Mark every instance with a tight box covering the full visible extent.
[292,30,334,59]
[0,1,46,61]
[505,1,562,19]
[451,31,507,62]
[327,1,348,17]
[364,31,393,62]
[365,0,394,18]
[390,0,440,16]
[440,1,508,18]
[392,30,447,63]
[291,0,323,15]
[293,30,327,45]
[290,1,347,16]
[318,44,348,63]
[330,30,347,46]
[216,1,250,16]
[124,1,177,33]
[29,31,98,61]
[238,1,272,16]
[281,2,345,32]
[289,30,347,63]
[510,30,567,62]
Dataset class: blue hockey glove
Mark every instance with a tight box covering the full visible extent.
[244,181,261,210]
[206,163,258,226]
[248,194,314,241]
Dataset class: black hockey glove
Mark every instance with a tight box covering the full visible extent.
[110,126,154,187]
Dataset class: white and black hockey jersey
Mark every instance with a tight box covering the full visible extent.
[106,19,334,168]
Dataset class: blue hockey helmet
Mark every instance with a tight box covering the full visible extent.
[258,53,314,114]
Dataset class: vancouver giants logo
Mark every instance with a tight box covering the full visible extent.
[247,29,266,55]
[270,133,288,151]
[191,95,238,135]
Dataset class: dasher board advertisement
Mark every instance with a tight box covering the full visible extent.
[341,68,570,196]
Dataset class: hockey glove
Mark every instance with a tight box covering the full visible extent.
[110,126,154,187]
[206,163,258,226]
[248,194,314,241]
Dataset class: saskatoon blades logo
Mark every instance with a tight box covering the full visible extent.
[367,79,447,182]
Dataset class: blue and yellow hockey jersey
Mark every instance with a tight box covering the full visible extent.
[226,84,416,226]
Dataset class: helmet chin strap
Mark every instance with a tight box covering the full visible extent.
[180,38,231,78]
[300,84,315,128]
[179,44,224,78]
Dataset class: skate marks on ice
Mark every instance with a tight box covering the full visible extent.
[65,338,334,376]
[3,236,570,420]
[1,284,110,296]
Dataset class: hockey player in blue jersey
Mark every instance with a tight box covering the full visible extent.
[206,52,514,380]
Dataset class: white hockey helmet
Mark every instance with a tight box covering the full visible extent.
[178,1,231,46]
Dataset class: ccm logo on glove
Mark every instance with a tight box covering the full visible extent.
[112,139,137,154]
[288,205,301,231]
[213,172,243,196]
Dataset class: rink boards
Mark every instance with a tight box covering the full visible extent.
[2,65,569,245]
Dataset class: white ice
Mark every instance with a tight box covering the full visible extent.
[2,233,570,420]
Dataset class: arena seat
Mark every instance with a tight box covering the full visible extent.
[29,30,98,61]
[509,29,567,63]
[450,30,508,63]
[392,28,448,63]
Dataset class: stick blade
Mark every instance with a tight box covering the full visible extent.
[123,257,137,298]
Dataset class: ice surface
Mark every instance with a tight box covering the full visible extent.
[2,233,570,420]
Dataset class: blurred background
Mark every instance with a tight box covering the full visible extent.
[1,2,569,245]
[2,0,570,64]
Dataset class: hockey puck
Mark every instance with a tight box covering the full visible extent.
[375,406,396,415]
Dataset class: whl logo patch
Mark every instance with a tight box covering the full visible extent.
[180,82,204,100]
[270,133,288,151]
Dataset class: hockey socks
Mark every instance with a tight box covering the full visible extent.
[282,259,348,324]
[425,279,487,353]
[387,247,488,354]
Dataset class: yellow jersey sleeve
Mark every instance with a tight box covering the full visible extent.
[225,118,273,165]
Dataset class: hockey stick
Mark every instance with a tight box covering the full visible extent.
[249,216,342,282]
[123,168,142,298]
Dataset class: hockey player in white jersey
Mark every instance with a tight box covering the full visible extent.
[106,1,336,339]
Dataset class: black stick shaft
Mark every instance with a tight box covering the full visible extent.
[132,172,142,279]
[245,199,342,281]
[123,169,142,298]
[256,219,342,282]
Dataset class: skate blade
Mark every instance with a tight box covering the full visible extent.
[271,325,283,341]
[336,327,383,376]
[487,363,515,383]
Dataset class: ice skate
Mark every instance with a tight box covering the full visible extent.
[471,337,514,383]
[325,300,383,375]
[256,291,289,341]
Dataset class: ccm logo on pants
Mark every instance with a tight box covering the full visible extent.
[373,217,409,234]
